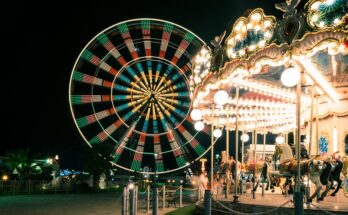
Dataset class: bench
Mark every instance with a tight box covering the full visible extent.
[165,190,177,208]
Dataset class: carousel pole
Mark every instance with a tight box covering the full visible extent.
[233,87,239,202]
[315,93,319,154]
[294,71,303,215]
[262,127,266,160]
[252,127,257,199]
[241,128,245,195]
[309,85,315,156]
[225,103,229,199]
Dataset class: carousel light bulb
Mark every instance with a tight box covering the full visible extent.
[281,67,301,87]
[311,2,320,10]
[264,20,271,27]
[326,0,334,5]
[213,128,222,138]
[214,90,229,105]
[241,134,250,142]
[191,109,202,121]
[334,18,340,25]
[275,135,284,144]
[252,13,261,21]
[311,14,319,22]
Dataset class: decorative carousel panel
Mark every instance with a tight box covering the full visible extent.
[306,0,348,30]
[225,8,276,59]
[69,19,212,174]
[319,136,329,154]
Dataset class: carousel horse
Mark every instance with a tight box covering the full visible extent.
[244,148,271,192]
[272,143,324,201]
[327,152,344,197]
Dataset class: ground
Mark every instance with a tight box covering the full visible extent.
[0,192,194,215]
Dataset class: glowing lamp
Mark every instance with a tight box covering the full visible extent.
[190,109,202,121]
[213,128,222,138]
[128,183,134,189]
[275,136,284,144]
[214,90,229,105]
[241,134,250,142]
[281,67,300,87]
[194,121,205,131]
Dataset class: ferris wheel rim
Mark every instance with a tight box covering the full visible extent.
[69,18,208,173]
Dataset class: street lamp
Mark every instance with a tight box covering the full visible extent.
[281,66,303,214]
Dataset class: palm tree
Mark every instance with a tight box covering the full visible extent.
[5,149,30,179]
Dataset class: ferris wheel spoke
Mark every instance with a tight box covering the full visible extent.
[117,74,147,93]
[156,96,190,109]
[89,119,123,144]
[166,130,188,167]
[72,71,113,88]
[115,96,149,112]
[124,67,149,92]
[96,33,128,66]
[154,103,170,132]
[157,92,189,98]
[70,95,111,105]
[76,108,115,128]
[118,23,151,91]
[113,120,139,163]
[130,134,146,171]
[159,22,174,58]
[177,124,206,156]
[135,63,150,88]
[118,23,139,59]
[170,32,195,65]
[153,133,165,172]
[155,101,179,127]
[157,98,187,119]
[141,20,152,57]
[114,83,147,95]
[81,50,118,76]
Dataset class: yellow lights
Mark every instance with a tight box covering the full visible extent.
[213,128,222,138]
[191,46,211,91]
[311,14,319,22]
[311,2,320,10]
[251,12,261,21]
[241,134,250,142]
[225,8,275,59]
[2,175,8,181]
[281,67,301,87]
[214,90,229,105]
[190,109,202,121]
[127,183,134,189]
[333,18,340,24]
[275,135,285,144]
[325,0,334,5]
[194,121,205,131]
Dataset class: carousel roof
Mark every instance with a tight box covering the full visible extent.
[190,0,348,134]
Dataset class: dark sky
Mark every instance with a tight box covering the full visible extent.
[7,0,285,169]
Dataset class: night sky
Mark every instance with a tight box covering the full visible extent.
[8,0,286,170]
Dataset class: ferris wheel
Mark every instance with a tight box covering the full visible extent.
[69,18,211,174]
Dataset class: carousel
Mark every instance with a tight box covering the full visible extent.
[190,0,348,214]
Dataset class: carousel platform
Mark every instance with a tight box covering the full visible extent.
[196,191,348,215]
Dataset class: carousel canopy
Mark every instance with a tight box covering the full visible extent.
[190,0,348,134]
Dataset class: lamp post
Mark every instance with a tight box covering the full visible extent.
[233,87,239,202]
[152,153,158,215]
[281,66,303,215]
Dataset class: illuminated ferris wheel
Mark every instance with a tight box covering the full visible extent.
[69,18,211,174]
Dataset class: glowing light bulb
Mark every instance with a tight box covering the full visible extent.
[194,121,205,131]
[191,109,202,121]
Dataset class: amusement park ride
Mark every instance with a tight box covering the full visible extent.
[69,0,348,214]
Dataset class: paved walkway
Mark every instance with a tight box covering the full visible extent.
[0,192,191,215]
